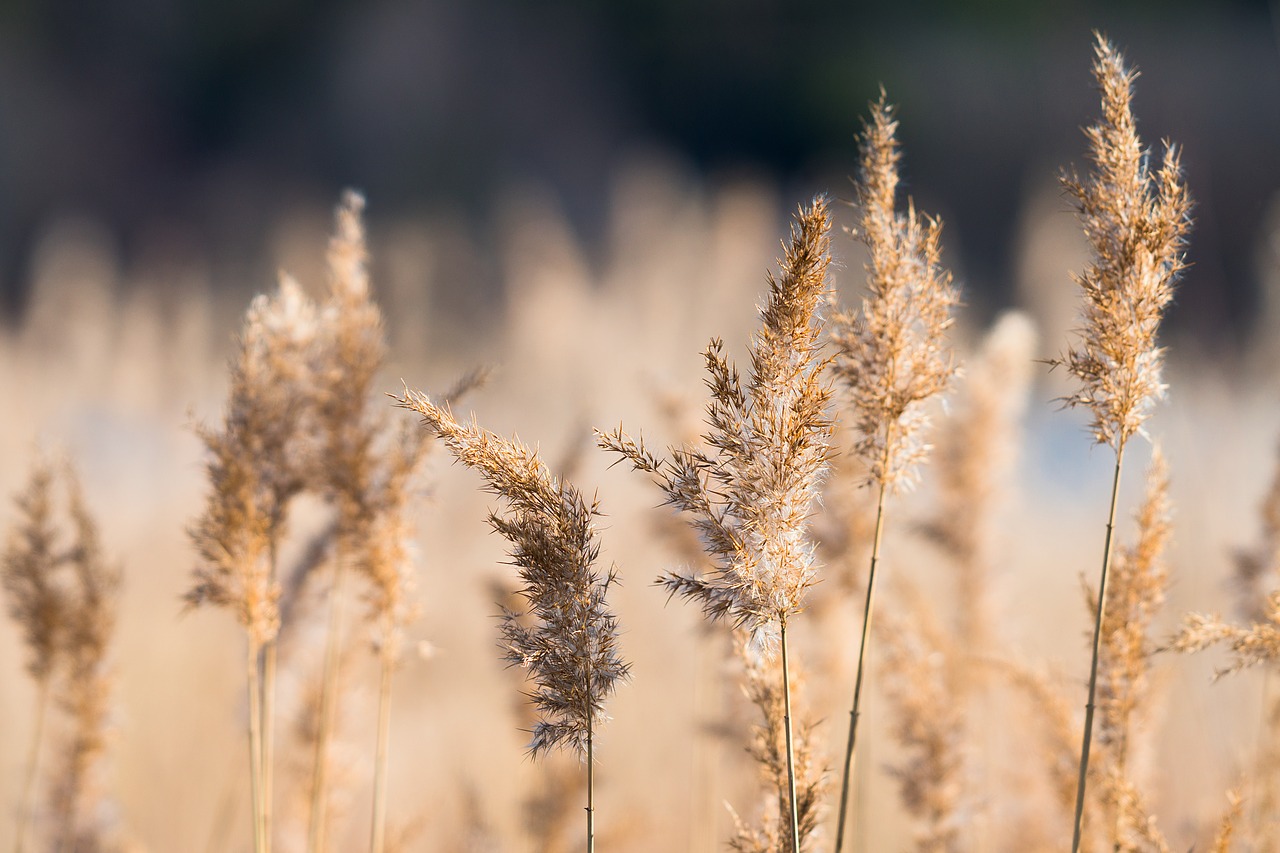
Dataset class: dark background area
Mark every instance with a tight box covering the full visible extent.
[0,0,1277,344]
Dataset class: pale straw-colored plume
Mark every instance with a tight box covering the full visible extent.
[396,390,629,852]
[1060,35,1191,852]
[831,94,960,494]
[832,94,961,853]
[599,198,834,853]
[1052,35,1192,450]
[598,197,834,638]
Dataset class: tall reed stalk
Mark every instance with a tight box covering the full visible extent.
[1054,34,1190,852]
[830,95,960,853]
[602,198,834,853]
[187,275,318,853]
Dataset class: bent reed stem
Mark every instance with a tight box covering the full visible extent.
[780,617,800,853]
[834,435,892,853]
[1070,439,1127,853]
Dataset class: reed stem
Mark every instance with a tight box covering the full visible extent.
[248,640,266,853]
[369,626,394,853]
[1071,440,1127,853]
[834,468,890,853]
[586,684,595,853]
[309,548,348,853]
[14,677,50,853]
[261,541,279,853]
[780,617,800,853]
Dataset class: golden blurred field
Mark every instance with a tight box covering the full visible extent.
[3,150,1280,851]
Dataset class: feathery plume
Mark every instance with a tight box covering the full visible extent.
[598,197,834,639]
[831,94,960,493]
[1052,36,1192,450]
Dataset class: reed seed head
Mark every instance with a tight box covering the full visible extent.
[397,390,629,758]
[1054,34,1192,450]
[832,94,961,492]
[599,198,835,642]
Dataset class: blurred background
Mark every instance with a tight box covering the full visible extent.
[1,0,1279,341]
[4,2,1280,851]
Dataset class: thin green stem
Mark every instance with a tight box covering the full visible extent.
[308,547,348,853]
[780,616,800,853]
[1071,439,1127,853]
[833,474,889,853]
[14,677,51,853]
[369,627,394,853]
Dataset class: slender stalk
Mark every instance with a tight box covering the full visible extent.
[261,542,279,853]
[834,460,891,853]
[1071,440,1127,853]
[369,624,394,853]
[586,677,595,853]
[309,549,348,853]
[248,641,266,853]
[779,617,800,853]
[14,677,51,853]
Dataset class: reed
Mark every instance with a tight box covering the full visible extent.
[396,391,630,852]
[601,197,834,853]
[1054,35,1191,852]
[830,94,960,853]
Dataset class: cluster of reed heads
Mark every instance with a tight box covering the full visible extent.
[6,31,1280,852]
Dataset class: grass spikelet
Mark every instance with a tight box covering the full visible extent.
[599,198,834,853]
[396,390,630,852]
[1060,35,1191,852]
[832,94,961,853]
